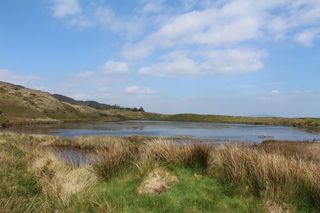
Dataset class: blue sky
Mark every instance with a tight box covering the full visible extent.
[1,0,320,117]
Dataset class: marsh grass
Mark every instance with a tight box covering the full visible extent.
[92,140,213,180]
[1,131,320,212]
[93,143,137,180]
[258,140,320,163]
[0,138,56,212]
[210,145,320,211]
[92,139,320,212]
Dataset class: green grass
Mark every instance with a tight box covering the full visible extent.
[0,142,55,212]
[68,167,264,213]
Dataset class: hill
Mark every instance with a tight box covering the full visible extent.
[52,94,144,112]
[0,81,145,127]
[1,81,320,130]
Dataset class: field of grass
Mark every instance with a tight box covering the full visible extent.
[1,132,319,212]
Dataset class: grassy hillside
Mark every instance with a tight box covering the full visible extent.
[52,94,145,112]
[0,81,144,127]
[1,81,320,130]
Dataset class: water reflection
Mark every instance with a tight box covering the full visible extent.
[52,147,95,166]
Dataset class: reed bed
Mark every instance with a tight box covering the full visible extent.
[92,139,320,211]
[92,140,213,179]
[211,146,320,207]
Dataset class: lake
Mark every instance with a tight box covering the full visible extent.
[23,120,320,143]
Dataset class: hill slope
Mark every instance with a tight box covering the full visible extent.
[52,94,144,112]
[0,81,143,127]
[1,81,320,130]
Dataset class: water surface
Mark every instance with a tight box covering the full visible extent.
[30,120,320,143]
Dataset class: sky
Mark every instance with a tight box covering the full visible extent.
[0,0,320,117]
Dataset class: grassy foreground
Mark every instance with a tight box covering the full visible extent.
[0,132,319,212]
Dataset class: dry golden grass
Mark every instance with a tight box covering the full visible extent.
[209,145,320,209]
[258,140,320,163]
[28,150,97,204]
[93,139,213,180]
[137,167,178,195]
[0,132,154,151]
[93,143,137,180]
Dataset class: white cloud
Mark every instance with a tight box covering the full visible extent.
[77,71,94,78]
[0,69,40,85]
[52,0,320,80]
[52,0,81,18]
[103,60,129,75]
[124,86,155,95]
[51,1,146,35]
[139,54,199,76]
[123,0,320,61]
[201,48,267,74]
[141,0,165,14]
[122,2,263,60]
[294,29,320,47]
[269,90,281,96]
[139,48,266,76]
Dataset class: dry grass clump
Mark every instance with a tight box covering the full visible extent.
[56,136,129,148]
[144,139,180,163]
[92,143,138,180]
[25,148,97,204]
[210,145,320,209]
[0,132,153,150]
[258,140,320,163]
[179,143,212,171]
[264,199,290,213]
[0,131,61,147]
[137,168,178,195]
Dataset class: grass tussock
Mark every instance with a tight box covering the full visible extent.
[137,168,178,195]
[0,132,98,212]
[28,149,97,204]
[210,145,320,210]
[258,140,320,163]
[93,143,137,180]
